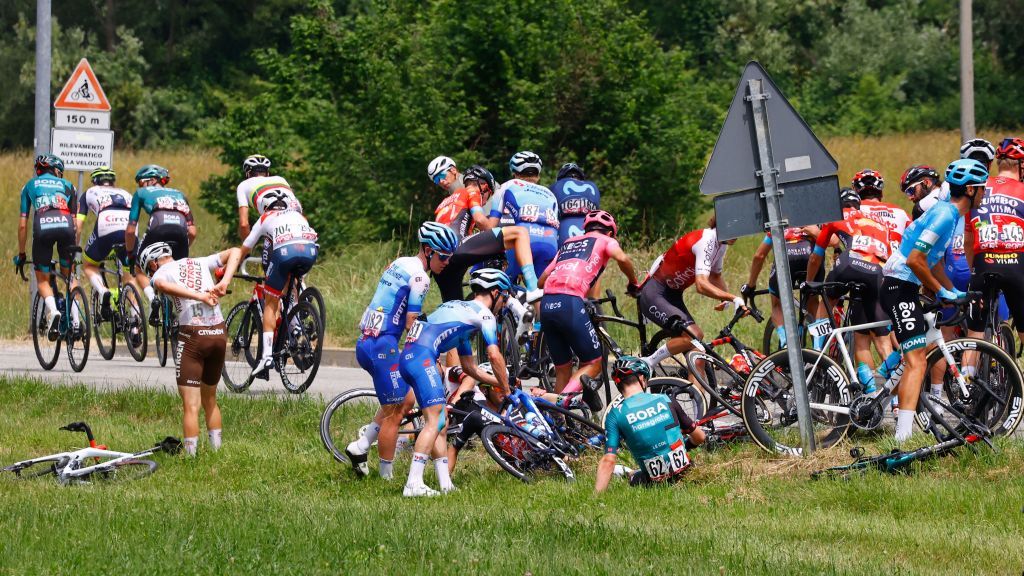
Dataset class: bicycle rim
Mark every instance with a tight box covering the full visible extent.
[87,459,158,482]
[66,287,91,373]
[299,285,327,330]
[279,301,323,393]
[741,348,853,455]
[222,302,258,393]
[481,425,572,483]
[155,298,169,367]
[536,402,604,456]
[92,290,115,361]
[3,456,63,479]
[998,322,1016,359]
[121,283,147,362]
[31,293,60,370]
[647,376,707,421]
[934,338,1024,437]
[684,350,744,422]
[320,389,422,464]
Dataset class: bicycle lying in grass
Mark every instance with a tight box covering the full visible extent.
[2,422,181,484]
[811,433,988,480]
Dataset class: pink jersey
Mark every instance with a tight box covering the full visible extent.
[543,231,619,298]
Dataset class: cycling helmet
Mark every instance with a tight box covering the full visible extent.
[34,154,64,176]
[139,242,173,274]
[611,355,651,384]
[463,165,497,195]
[90,166,116,185]
[256,189,290,214]
[583,210,618,237]
[135,164,165,184]
[427,156,456,182]
[556,162,585,181]
[900,165,939,193]
[960,138,996,163]
[469,268,512,293]
[852,169,884,196]
[839,187,861,208]
[945,159,989,196]
[996,137,1024,160]
[417,221,459,254]
[509,151,542,175]
[242,154,272,176]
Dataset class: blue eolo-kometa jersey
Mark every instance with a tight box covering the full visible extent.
[402,299,499,357]
[358,257,430,339]
[883,199,961,285]
[551,178,600,244]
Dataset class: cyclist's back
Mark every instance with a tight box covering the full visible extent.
[21,172,78,271]
[404,299,498,358]
[131,183,194,259]
[435,185,484,241]
[860,198,910,253]
[236,175,302,216]
[604,392,694,484]
[79,183,132,264]
[884,200,960,284]
[360,257,430,340]
[495,177,559,280]
[551,176,600,245]
[648,228,726,291]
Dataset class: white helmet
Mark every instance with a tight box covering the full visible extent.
[509,151,542,175]
[139,242,173,275]
[256,189,290,215]
[243,154,272,177]
[427,156,456,182]
[959,139,996,163]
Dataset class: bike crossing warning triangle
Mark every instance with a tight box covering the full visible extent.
[54,59,111,111]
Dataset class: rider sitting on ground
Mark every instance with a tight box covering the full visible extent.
[446,363,508,475]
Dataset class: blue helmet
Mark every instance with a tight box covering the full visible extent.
[469,268,512,292]
[945,159,989,187]
[417,221,459,254]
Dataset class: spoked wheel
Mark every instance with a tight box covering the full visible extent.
[85,459,158,483]
[741,348,853,455]
[2,456,64,479]
[155,297,170,367]
[319,388,423,464]
[647,376,708,422]
[536,402,604,456]
[65,287,91,373]
[299,285,326,330]
[936,338,1024,437]
[30,293,61,370]
[92,290,115,361]
[683,350,745,426]
[279,301,324,393]
[480,425,574,483]
[121,283,147,362]
[222,301,261,393]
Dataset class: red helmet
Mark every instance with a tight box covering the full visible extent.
[852,169,884,197]
[583,210,617,237]
[996,137,1024,160]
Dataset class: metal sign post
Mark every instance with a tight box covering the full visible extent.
[746,78,816,453]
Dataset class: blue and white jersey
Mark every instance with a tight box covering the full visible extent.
[359,257,430,339]
[492,179,560,232]
[403,299,498,357]
[883,199,961,285]
[551,178,600,244]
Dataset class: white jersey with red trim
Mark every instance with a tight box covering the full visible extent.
[236,175,302,216]
[859,199,910,258]
[647,228,727,290]
[243,209,318,251]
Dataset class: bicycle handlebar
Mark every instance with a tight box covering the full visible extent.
[587,289,625,319]
[923,291,981,327]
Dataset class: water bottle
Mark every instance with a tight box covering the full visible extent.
[586,434,604,447]
[877,351,902,380]
[729,353,751,376]
[520,411,545,439]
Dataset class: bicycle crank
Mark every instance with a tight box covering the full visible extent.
[849,395,884,431]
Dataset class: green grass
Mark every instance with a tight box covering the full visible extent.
[1,377,1022,575]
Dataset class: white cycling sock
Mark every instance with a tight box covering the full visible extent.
[71,303,80,326]
[261,331,274,360]
[929,383,944,398]
[644,345,672,368]
[44,295,58,316]
[144,286,156,302]
[434,457,454,491]
[208,428,222,451]
[89,274,107,295]
[407,452,429,486]
[356,422,380,453]
[183,436,198,456]
[895,409,916,443]
[379,459,394,480]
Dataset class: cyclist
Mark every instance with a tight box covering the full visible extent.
[853,169,910,254]
[16,154,80,336]
[236,154,301,239]
[428,155,463,194]
[76,166,133,319]
[140,242,243,456]
[637,217,748,370]
[239,191,320,380]
[881,159,988,443]
[538,210,640,405]
[125,164,196,326]
[551,162,600,246]
[399,268,513,497]
[901,165,942,219]
[594,356,706,493]
[491,151,559,291]
[345,221,458,480]
[446,363,506,475]
[936,138,997,213]
[435,164,495,240]
[965,137,1024,346]
[805,188,895,394]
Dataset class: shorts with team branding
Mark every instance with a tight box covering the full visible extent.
[138,224,189,261]
[540,293,602,367]
[967,252,1024,332]
[31,220,76,273]
[638,278,694,331]
[826,252,889,336]
[175,323,226,387]
[355,334,410,405]
[880,277,926,352]
[265,244,318,297]
[399,344,447,409]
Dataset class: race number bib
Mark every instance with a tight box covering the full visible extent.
[405,320,425,344]
[808,320,833,339]
[641,444,689,481]
[360,309,386,337]
[520,204,540,222]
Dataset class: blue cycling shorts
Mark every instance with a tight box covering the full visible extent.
[265,243,318,297]
[505,225,558,284]
[540,293,602,367]
[399,344,447,409]
[355,334,410,405]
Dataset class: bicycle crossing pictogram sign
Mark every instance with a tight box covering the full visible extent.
[53,59,111,111]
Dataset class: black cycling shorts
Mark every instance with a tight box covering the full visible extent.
[138,224,189,261]
[31,214,76,273]
[880,276,927,353]
[966,252,1024,332]
[84,229,129,267]
[433,229,506,302]
[768,243,817,296]
[826,253,888,336]
[638,278,694,331]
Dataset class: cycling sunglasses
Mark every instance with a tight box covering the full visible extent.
[432,169,450,185]
[433,250,453,262]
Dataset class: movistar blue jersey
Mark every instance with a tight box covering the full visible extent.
[883,199,960,285]
[358,256,430,339]
[944,217,970,289]
[551,178,600,244]
[402,299,498,357]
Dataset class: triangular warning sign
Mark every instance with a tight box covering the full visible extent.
[54,58,111,111]
[699,61,836,195]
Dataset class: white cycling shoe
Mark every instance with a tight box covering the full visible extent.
[403,483,440,498]
[250,357,273,381]
[525,288,544,304]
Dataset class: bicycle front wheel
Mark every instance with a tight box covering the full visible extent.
[279,301,324,393]
[320,389,423,464]
[121,283,147,362]
[30,293,60,370]
[154,297,169,367]
[85,459,158,483]
[92,290,115,361]
[742,348,853,455]
[536,401,604,456]
[222,301,260,393]
[934,338,1024,437]
[480,425,574,483]
[66,286,91,373]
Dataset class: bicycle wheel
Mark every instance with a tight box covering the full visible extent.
[684,350,745,422]
[92,290,115,361]
[279,301,323,393]
[155,297,169,367]
[742,348,853,455]
[222,302,260,393]
[320,388,423,464]
[121,283,148,362]
[480,425,574,483]
[934,338,1024,437]
[66,286,90,373]
[30,293,61,370]
[299,285,327,329]
[998,321,1016,359]
[646,376,708,422]
[86,459,158,482]
[536,402,604,456]
[2,456,64,479]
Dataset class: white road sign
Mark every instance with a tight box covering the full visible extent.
[51,128,114,171]
[54,109,110,130]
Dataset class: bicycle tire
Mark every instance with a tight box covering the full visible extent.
[92,290,115,361]
[320,388,424,464]
[998,321,1016,360]
[66,286,90,373]
[87,459,158,482]
[683,350,745,419]
[279,301,323,393]
[741,347,853,455]
[299,285,327,330]
[480,424,574,483]
[30,293,61,371]
[121,283,148,362]
[155,296,169,367]
[535,401,604,456]
[934,338,1024,437]
[646,376,708,422]
[222,301,260,393]
[2,456,64,479]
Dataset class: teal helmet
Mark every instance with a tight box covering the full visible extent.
[34,154,64,176]
[135,164,165,184]
[611,355,651,384]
